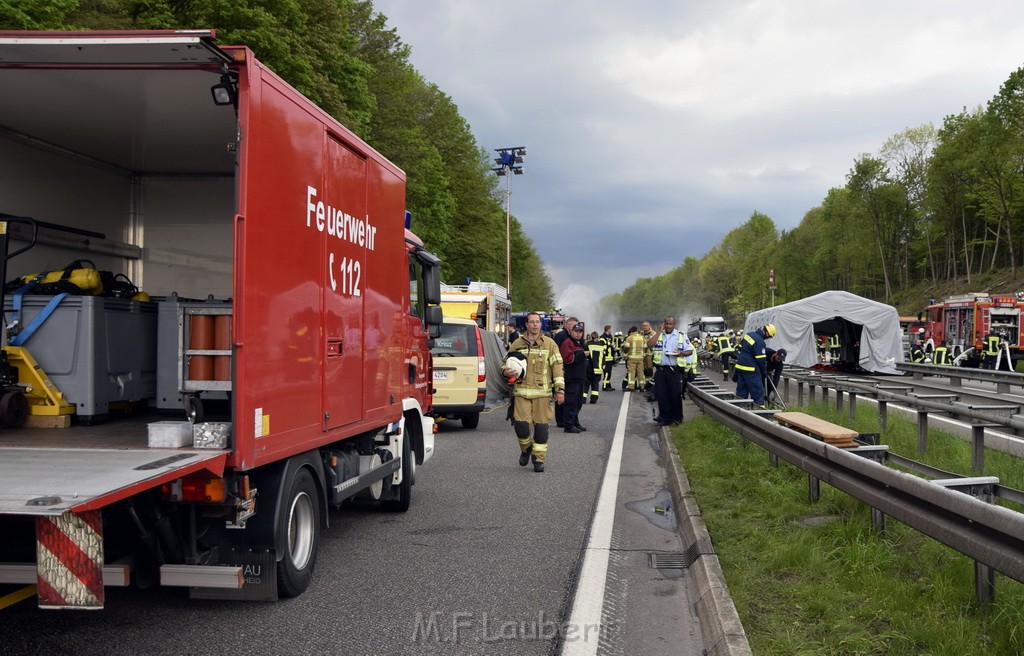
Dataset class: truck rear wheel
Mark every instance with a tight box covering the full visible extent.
[381,432,414,512]
[461,412,480,429]
[276,467,320,597]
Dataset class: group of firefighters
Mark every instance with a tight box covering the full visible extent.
[499,314,702,472]
[500,313,788,473]
[908,330,1014,370]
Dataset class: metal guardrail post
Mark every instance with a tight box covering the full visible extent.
[917,410,929,455]
[848,391,857,423]
[808,382,815,403]
[797,380,804,405]
[808,473,820,502]
[878,399,888,431]
[972,425,989,474]
[933,477,999,604]
[783,377,790,404]
[835,387,843,412]
[871,507,886,534]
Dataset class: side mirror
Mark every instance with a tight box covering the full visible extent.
[416,250,442,305]
[425,305,443,328]
[428,324,440,340]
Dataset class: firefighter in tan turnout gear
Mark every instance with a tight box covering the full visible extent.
[622,326,647,390]
[503,312,565,473]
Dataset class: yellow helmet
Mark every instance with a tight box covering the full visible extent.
[763,323,777,338]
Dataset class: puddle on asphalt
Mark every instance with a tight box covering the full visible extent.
[625,489,677,532]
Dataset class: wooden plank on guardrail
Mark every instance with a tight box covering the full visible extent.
[775,411,859,448]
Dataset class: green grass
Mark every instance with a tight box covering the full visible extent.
[674,405,1024,655]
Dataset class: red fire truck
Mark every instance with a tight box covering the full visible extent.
[922,292,1024,365]
[0,30,443,608]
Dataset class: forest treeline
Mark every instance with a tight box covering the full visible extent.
[606,67,1024,325]
[9,3,1024,323]
[2,0,556,311]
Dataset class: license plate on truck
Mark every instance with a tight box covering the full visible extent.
[433,370,449,381]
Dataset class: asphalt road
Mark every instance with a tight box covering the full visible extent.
[0,368,703,656]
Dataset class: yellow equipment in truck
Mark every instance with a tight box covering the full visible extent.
[3,345,74,418]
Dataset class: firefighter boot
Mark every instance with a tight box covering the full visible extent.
[515,421,533,466]
[532,425,548,472]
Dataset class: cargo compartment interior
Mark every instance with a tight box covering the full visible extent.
[0,60,239,445]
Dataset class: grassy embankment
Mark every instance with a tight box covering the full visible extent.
[674,402,1024,655]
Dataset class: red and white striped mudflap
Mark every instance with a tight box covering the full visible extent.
[35,510,105,609]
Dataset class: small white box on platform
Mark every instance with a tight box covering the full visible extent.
[148,421,193,448]
[193,422,231,448]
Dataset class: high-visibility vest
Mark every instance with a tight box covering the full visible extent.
[829,334,840,349]
[683,349,698,374]
[933,346,949,365]
[985,334,1001,356]
[652,331,688,366]
[587,341,605,374]
[716,335,735,354]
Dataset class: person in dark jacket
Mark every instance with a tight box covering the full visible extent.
[600,325,615,391]
[559,322,590,433]
[586,331,605,403]
[506,322,520,348]
[553,316,577,427]
[734,324,776,407]
[764,347,786,402]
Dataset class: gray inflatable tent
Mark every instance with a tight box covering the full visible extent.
[744,290,904,374]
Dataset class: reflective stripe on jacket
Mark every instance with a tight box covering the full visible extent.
[624,333,646,360]
[587,341,605,373]
[735,331,766,375]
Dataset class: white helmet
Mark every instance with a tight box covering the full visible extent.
[504,357,526,382]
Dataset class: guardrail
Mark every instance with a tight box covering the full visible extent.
[896,362,1024,394]
[780,369,1024,472]
[687,379,1024,603]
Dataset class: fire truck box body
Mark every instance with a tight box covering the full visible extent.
[439,281,511,337]
[0,30,441,608]
[923,293,1023,364]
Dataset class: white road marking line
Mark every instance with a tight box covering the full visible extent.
[562,391,631,656]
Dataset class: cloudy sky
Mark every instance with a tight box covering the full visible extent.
[373,0,1024,313]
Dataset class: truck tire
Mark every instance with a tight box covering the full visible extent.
[381,433,414,512]
[461,412,480,429]
[276,467,320,597]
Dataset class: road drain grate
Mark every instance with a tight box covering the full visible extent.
[648,540,717,570]
[648,552,688,569]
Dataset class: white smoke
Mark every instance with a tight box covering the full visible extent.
[557,284,618,334]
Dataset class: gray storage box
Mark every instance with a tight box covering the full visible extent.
[5,296,157,421]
